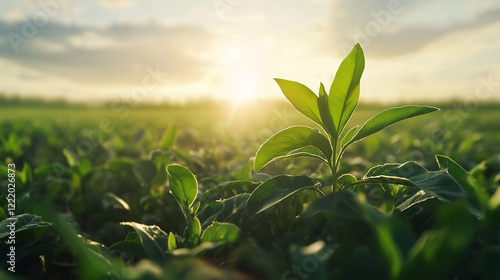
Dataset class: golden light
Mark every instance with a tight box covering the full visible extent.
[218,45,259,111]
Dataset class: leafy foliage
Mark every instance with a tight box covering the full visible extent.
[0,44,499,280]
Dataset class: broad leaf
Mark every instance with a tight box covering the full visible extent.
[109,232,148,259]
[30,201,123,278]
[197,193,250,230]
[436,155,484,218]
[317,82,336,136]
[354,162,466,202]
[329,43,365,136]
[298,190,388,238]
[341,125,358,148]
[345,106,439,147]
[200,222,240,244]
[265,146,330,165]
[274,78,323,126]
[436,155,478,197]
[200,180,259,204]
[400,203,474,280]
[337,173,357,190]
[396,190,435,212]
[0,214,51,239]
[104,157,134,172]
[364,163,400,177]
[167,164,198,216]
[246,175,319,214]
[121,222,169,262]
[184,217,201,247]
[254,126,332,171]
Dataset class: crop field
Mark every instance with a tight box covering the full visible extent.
[1,47,500,280]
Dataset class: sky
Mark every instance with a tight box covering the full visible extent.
[0,0,499,104]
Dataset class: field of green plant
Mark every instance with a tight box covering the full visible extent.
[1,46,499,280]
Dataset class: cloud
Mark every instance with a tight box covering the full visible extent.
[98,0,133,9]
[323,0,500,57]
[4,10,25,23]
[0,20,220,86]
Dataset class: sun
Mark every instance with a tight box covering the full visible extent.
[230,75,257,105]
[217,45,259,109]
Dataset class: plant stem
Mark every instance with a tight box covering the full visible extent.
[313,187,327,197]
[330,135,338,192]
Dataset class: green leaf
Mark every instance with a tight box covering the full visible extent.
[298,190,388,236]
[337,173,357,190]
[345,106,439,147]
[109,232,148,259]
[197,193,250,230]
[200,222,240,244]
[0,208,6,221]
[490,187,500,211]
[355,162,466,202]
[77,159,92,177]
[63,148,80,168]
[365,163,401,177]
[200,180,259,204]
[0,214,51,239]
[400,203,474,280]
[317,82,336,136]
[168,232,177,250]
[0,165,24,190]
[246,175,319,214]
[436,155,485,218]
[103,192,130,211]
[150,150,172,189]
[159,124,177,150]
[274,78,322,126]
[104,157,134,172]
[254,126,332,171]
[121,222,169,262]
[329,43,365,136]
[396,190,435,212]
[489,189,500,236]
[167,164,198,216]
[184,217,201,247]
[20,162,33,185]
[375,223,403,279]
[31,201,123,278]
[436,155,478,198]
[299,191,363,221]
[341,126,358,148]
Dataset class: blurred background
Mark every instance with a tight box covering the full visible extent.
[1,2,500,279]
[1,0,499,105]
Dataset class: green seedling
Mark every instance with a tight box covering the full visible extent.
[248,44,439,213]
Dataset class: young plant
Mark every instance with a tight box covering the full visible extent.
[247,44,439,213]
[117,164,240,262]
